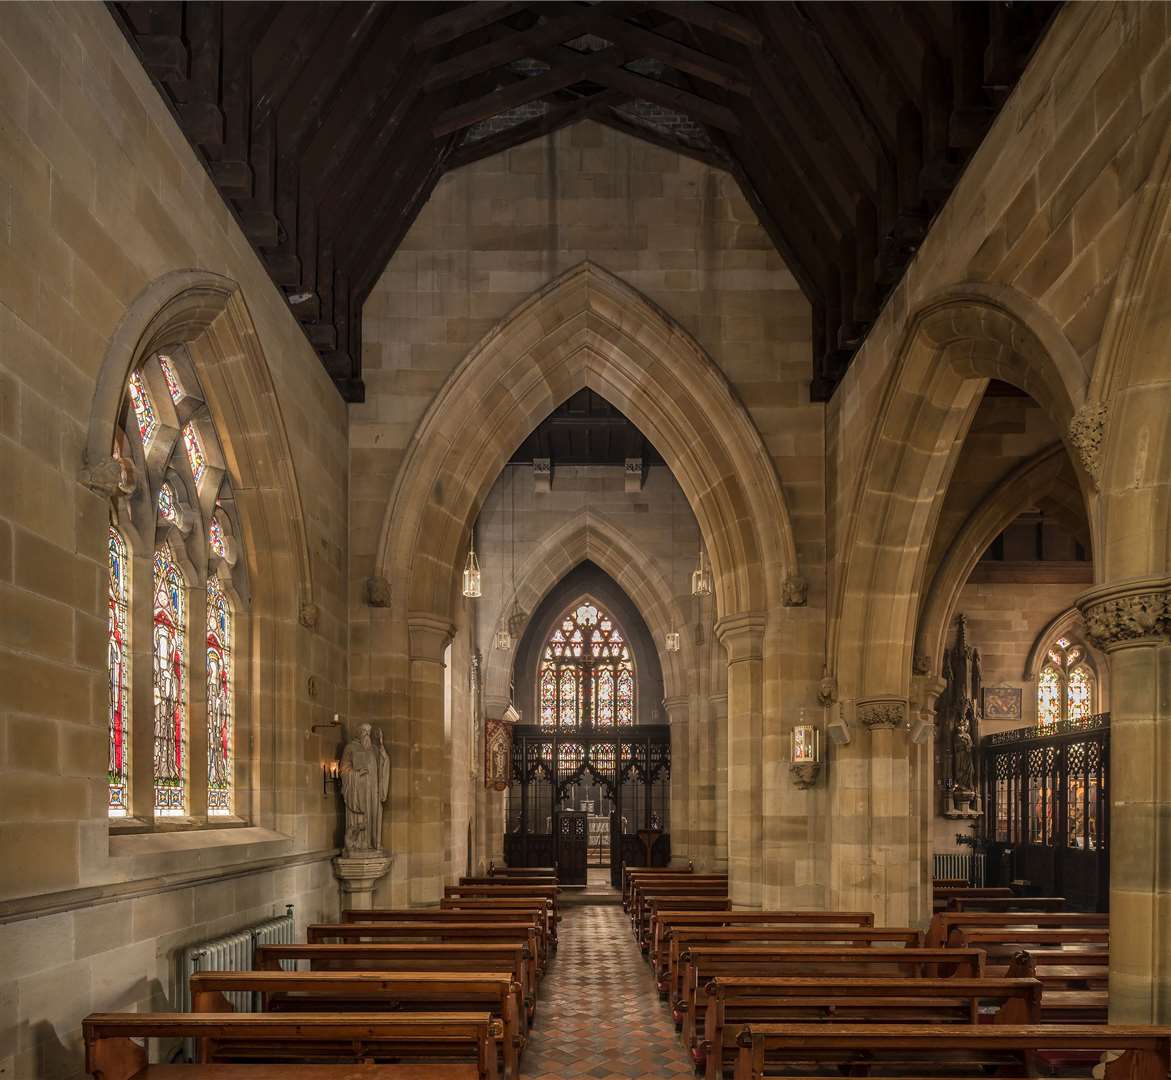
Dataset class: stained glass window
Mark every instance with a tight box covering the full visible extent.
[158,481,178,523]
[153,547,187,816]
[1036,638,1096,726]
[537,598,636,728]
[127,370,158,444]
[208,517,226,558]
[107,528,131,817]
[206,576,232,816]
[182,422,207,486]
[157,354,184,403]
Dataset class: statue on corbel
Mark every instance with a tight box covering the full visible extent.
[938,614,983,819]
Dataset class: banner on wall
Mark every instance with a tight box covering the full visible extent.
[485,705,519,791]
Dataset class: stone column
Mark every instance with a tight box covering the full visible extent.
[857,697,913,926]
[709,691,728,873]
[664,695,690,862]
[1078,578,1171,1023]
[407,614,455,905]
[715,614,766,908]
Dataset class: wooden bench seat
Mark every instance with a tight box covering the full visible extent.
[253,943,537,1022]
[927,909,1108,948]
[948,926,1109,957]
[674,943,976,1054]
[699,978,1041,1080]
[332,912,549,969]
[730,1023,1171,1080]
[627,874,724,917]
[83,1012,501,1080]
[633,884,728,944]
[119,1067,478,1079]
[651,911,875,986]
[437,898,558,948]
[489,864,556,879]
[946,895,1066,912]
[189,972,523,1080]
[640,895,732,952]
[622,865,695,908]
[666,927,925,1006]
[306,924,543,978]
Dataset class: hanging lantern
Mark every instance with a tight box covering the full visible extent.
[493,627,512,651]
[665,631,681,653]
[691,544,712,597]
[506,600,528,639]
[789,707,823,789]
[462,538,481,598]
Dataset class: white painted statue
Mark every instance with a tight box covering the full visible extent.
[339,723,390,855]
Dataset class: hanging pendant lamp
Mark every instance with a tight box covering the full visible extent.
[691,543,712,597]
[462,535,482,598]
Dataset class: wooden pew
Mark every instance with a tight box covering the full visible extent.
[673,938,956,1054]
[946,925,1109,955]
[306,924,542,983]
[189,972,523,1080]
[731,1023,1171,1080]
[488,864,555,879]
[91,1068,478,1079]
[947,895,1066,912]
[83,1012,501,1080]
[437,898,558,949]
[460,876,556,887]
[667,926,926,1008]
[931,885,1014,913]
[651,911,875,986]
[926,909,1108,948]
[1004,952,1108,1021]
[629,875,725,921]
[632,882,728,944]
[336,911,549,970]
[623,865,696,909]
[995,946,1109,989]
[641,895,731,953]
[443,886,560,938]
[253,943,537,1023]
[932,876,968,888]
[699,977,1041,1080]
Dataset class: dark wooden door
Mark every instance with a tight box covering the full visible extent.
[556,811,587,886]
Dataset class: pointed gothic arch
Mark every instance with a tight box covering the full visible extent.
[375,261,797,623]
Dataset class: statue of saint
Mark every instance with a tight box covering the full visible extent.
[339,723,390,855]
[952,709,976,792]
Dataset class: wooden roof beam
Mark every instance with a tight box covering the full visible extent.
[414,2,533,52]
[644,2,763,48]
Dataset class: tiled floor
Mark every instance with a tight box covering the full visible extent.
[521,899,693,1078]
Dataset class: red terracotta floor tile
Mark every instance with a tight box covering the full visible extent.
[522,901,692,1079]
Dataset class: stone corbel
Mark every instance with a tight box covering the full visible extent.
[1068,401,1108,489]
[856,696,907,732]
[908,674,947,745]
[1077,576,1171,651]
[789,761,821,789]
[81,454,137,501]
[365,575,392,608]
[299,602,320,629]
[624,457,644,493]
[782,575,808,607]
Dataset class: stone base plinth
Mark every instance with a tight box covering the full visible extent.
[332,852,393,910]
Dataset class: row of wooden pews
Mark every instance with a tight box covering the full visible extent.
[83,866,560,1080]
[628,868,1157,1080]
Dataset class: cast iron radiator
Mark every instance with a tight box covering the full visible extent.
[932,852,986,886]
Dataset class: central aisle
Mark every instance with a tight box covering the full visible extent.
[521,902,692,1078]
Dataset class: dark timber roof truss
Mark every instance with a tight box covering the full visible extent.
[110,1,1058,402]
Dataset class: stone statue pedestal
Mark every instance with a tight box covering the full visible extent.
[332,851,393,910]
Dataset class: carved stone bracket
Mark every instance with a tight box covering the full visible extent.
[856,697,907,731]
[81,454,137,500]
[789,761,821,789]
[299,602,320,629]
[912,651,931,676]
[1068,401,1108,487]
[1078,577,1171,650]
[782,575,808,607]
[365,575,392,608]
[332,852,393,911]
[816,667,837,708]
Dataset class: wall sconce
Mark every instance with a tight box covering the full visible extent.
[322,760,340,796]
[493,627,512,651]
[664,631,681,653]
[789,710,823,789]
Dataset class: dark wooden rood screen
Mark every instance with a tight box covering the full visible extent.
[505,726,670,887]
[981,712,1109,911]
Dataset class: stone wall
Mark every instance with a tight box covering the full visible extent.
[0,4,349,1075]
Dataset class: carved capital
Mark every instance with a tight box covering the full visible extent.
[713,612,766,662]
[82,454,137,500]
[1068,401,1108,487]
[1077,577,1171,650]
[782,574,808,607]
[299,602,320,629]
[407,612,456,662]
[856,697,907,731]
[365,575,392,608]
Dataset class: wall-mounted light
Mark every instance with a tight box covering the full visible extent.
[665,631,681,653]
[494,627,512,651]
[322,760,340,796]
[789,709,823,789]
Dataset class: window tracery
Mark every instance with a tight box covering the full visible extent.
[538,600,635,728]
[1037,636,1097,726]
[105,348,247,823]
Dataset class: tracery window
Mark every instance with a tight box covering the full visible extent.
[107,528,131,816]
[106,348,248,823]
[153,547,187,815]
[206,576,233,816]
[1037,637,1097,725]
[538,600,635,728]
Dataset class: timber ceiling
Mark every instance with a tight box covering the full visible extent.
[110,1,1058,403]
[508,389,665,465]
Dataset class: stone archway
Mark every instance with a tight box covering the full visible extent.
[375,262,797,906]
[85,270,318,829]
[830,282,1089,924]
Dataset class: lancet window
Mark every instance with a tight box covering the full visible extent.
[538,600,635,728]
[1037,637,1097,726]
[105,348,247,823]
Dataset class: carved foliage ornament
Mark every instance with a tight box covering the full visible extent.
[1079,580,1171,649]
[1068,401,1108,487]
[856,698,906,731]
